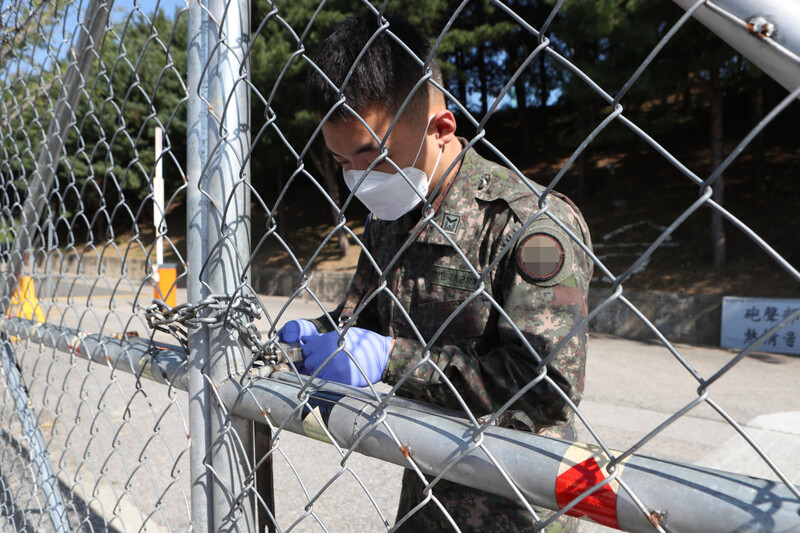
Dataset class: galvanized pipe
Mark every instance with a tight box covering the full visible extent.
[2,0,111,310]
[219,374,800,533]
[0,340,70,532]
[0,317,189,390]
[4,316,799,532]
[205,0,255,526]
[671,0,800,94]
[187,0,214,527]
[0,4,111,528]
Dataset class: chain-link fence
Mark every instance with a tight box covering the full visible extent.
[0,0,798,531]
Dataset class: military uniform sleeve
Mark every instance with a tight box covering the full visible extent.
[384,207,592,432]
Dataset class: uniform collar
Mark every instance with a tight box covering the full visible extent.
[412,143,495,246]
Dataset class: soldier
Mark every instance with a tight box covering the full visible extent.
[279,13,593,532]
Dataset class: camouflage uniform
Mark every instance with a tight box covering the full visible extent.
[313,144,593,532]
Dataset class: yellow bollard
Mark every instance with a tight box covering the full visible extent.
[8,275,45,322]
[154,263,177,307]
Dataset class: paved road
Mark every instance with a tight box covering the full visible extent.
[264,296,800,532]
[3,286,799,531]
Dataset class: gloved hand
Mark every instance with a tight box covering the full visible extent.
[278,319,318,344]
[301,328,393,387]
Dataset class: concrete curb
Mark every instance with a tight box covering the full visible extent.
[40,255,724,347]
[587,287,722,346]
[250,267,724,347]
[251,267,353,306]
[36,253,152,281]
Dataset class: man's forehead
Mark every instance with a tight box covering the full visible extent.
[322,108,410,154]
[325,139,380,159]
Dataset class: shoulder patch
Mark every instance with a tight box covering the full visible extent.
[475,167,545,206]
[517,233,564,282]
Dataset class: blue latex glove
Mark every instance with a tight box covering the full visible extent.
[301,328,393,387]
[278,319,318,344]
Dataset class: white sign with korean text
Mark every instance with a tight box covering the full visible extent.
[720,296,800,356]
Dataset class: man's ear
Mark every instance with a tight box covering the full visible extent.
[432,110,457,145]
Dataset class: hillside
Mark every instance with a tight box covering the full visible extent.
[146,88,799,299]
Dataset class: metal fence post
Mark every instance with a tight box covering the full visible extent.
[0,1,109,531]
[0,340,69,532]
[1,0,110,307]
[187,0,255,529]
[187,0,214,529]
[670,0,800,94]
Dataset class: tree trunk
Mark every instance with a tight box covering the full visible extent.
[576,100,590,199]
[456,51,467,104]
[751,75,765,190]
[577,151,588,200]
[709,73,726,271]
[478,44,488,117]
[515,67,531,152]
[538,52,550,150]
[309,148,350,256]
[276,158,286,231]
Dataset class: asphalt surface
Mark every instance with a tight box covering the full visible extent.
[2,286,799,532]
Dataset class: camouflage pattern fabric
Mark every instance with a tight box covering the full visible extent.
[312,143,593,531]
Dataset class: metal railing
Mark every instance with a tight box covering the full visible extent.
[0,0,798,531]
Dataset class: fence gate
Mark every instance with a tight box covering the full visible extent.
[0,0,798,531]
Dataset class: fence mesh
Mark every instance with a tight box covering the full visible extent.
[0,0,798,531]
[0,0,192,530]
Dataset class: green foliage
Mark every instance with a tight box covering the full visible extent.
[1,1,69,240]
[52,7,189,241]
[249,0,344,187]
[1,0,771,248]
[71,8,188,196]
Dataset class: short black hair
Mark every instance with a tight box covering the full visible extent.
[305,14,442,122]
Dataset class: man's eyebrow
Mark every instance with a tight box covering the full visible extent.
[326,141,382,159]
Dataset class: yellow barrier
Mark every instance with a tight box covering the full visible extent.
[154,264,177,307]
[7,275,45,322]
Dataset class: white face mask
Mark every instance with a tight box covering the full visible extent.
[343,115,443,221]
